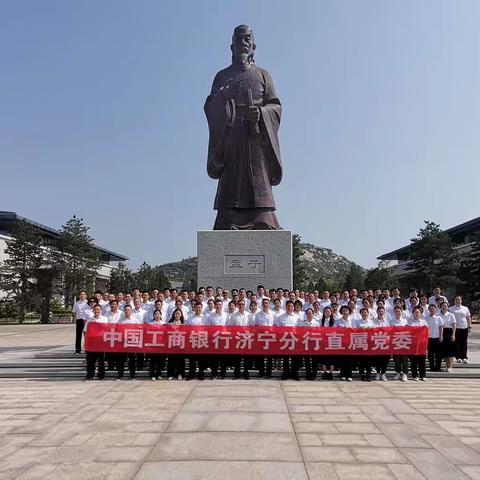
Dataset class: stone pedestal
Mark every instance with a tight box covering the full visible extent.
[197,230,292,291]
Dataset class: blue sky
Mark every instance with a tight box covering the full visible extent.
[1,1,479,269]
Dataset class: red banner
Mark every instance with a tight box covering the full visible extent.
[85,324,428,356]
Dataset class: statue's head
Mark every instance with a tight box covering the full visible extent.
[231,24,255,65]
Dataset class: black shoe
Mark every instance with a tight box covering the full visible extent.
[243,373,250,380]
[233,374,240,380]
[322,372,327,380]
[265,374,272,379]
[281,375,289,380]
[366,376,372,382]
[211,375,217,380]
[360,375,367,382]
[292,376,300,381]
[198,375,205,381]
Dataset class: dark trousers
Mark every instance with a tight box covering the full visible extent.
[375,355,390,375]
[256,355,273,378]
[282,356,300,380]
[210,355,227,378]
[136,353,145,370]
[428,338,442,371]
[394,355,408,374]
[233,355,250,378]
[167,354,185,377]
[75,319,84,353]
[86,351,105,379]
[149,354,166,378]
[359,356,371,378]
[409,355,426,378]
[455,328,469,360]
[188,355,206,379]
[304,355,317,379]
[340,356,353,379]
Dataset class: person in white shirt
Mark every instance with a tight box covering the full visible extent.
[167,297,190,321]
[336,305,354,381]
[429,287,448,308]
[338,290,350,307]
[72,290,88,354]
[426,304,443,372]
[319,291,331,313]
[149,309,166,381]
[319,306,335,380]
[298,308,319,380]
[348,300,361,322]
[439,301,457,372]
[84,304,108,380]
[228,299,252,380]
[331,302,341,322]
[141,291,154,317]
[293,300,305,322]
[207,299,229,379]
[221,290,231,312]
[408,306,428,381]
[450,295,472,363]
[104,300,125,372]
[272,299,285,322]
[357,308,374,381]
[372,306,390,381]
[391,306,409,382]
[302,293,315,312]
[131,298,147,370]
[167,308,186,380]
[120,304,142,380]
[254,298,276,378]
[277,300,299,380]
[186,302,207,381]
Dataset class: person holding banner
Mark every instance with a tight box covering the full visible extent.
[167,308,186,380]
[186,302,207,380]
[105,300,125,371]
[408,306,428,381]
[335,305,354,381]
[120,304,142,380]
[277,300,300,380]
[373,306,390,381]
[207,299,229,379]
[391,306,409,382]
[84,304,108,380]
[228,299,252,379]
[357,308,374,381]
[150,309,166,380]
[299,308,319,380]
[254,298,276,378]
[319,306,335,380]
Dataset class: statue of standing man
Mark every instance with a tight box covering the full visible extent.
[204,25,283,230]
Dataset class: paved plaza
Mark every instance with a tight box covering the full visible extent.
[2,326,480,479]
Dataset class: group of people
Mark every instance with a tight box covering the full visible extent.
[72,285,473,383]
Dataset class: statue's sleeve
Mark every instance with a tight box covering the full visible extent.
[204,73,230,179]
[259,70,282,186]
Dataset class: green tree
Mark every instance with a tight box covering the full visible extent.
[108,262,135,293]
[292,234,309,290]
[53,215,101,306]
[343,263,365,291]
[365,260,393,290]
[0,220,44,322]
[406,220,461,292]
[459,232,480,303]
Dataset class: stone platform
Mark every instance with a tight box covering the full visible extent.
[197,230,292,291]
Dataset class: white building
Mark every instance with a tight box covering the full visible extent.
[0,211,128,298]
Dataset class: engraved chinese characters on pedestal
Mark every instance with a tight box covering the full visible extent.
[224,255,265,274]
[204,25,282,230]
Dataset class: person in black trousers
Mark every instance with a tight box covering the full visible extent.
[84,304,108,380]
[426,304,443,372]
[167,308,186,380]
[408,307,427,381]
[72,290,88,354]
[149,309,166,380]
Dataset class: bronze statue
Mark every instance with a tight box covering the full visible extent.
[204,25,282,230]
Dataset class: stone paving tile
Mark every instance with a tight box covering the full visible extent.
[351,446,408,463]
[421,434,480,465]
[167,411,293,432]
[304,462,338,480]
[148,432,302,461]
[333,463,396,479]
[302,446,356,462]
[135,461,309,480]
[402,448,470,480]
[378,423,430,448]
[181,395,287,412]
[387,463,428,480]
[458,465,480,479]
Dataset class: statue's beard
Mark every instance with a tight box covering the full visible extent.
[233,52,253,65]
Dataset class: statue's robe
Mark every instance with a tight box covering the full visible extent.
[204,62,282,230]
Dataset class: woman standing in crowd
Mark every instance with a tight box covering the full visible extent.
[439,301,457,372]
[450,296,472,363]
[319,306,335,380]
[373,306,390,381]
[335,305,353,381]
[299,308,319,380]
[357,308,374,381]
[149,309,166,381]
[167,308,185,380]
[408,306,428,381]
[426,304,443,372]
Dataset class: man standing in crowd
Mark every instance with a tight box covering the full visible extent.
[72,290,88,355]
